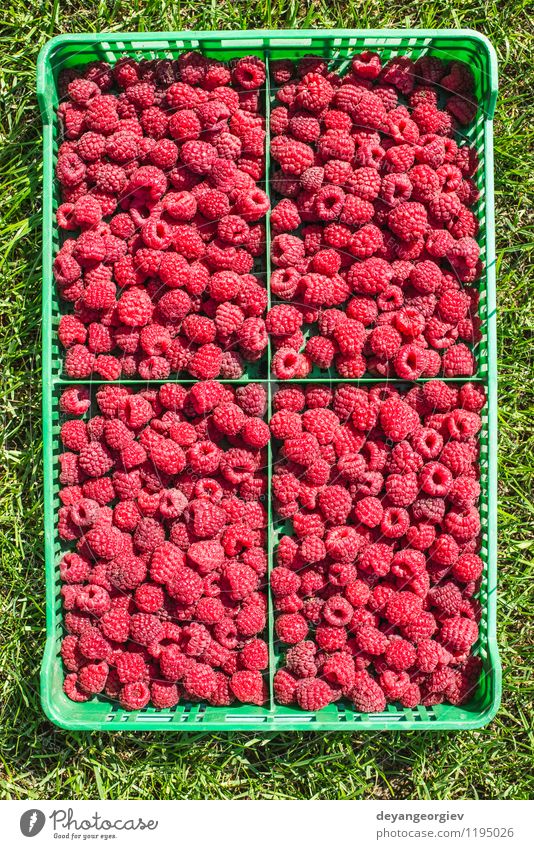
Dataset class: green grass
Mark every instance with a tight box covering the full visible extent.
[1,1,533,800]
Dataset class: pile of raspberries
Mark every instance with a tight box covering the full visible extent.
[54,52,269,380]
[270,380,485,712]
[52,49,486,716]
[58,381,270,709]
[53,49,483,383]
[266,53,481,380]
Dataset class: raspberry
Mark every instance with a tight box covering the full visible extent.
[284,641,316,678]
[271,566,301,598]
[116,288,153,327]
[78,626,112,662]
[317,485,352,524]
[302,336,334,370]
[159,645,191,682]
[350,671,386,713]
[295,677,333,710]
[235,604,266,638]
[60,387,90,416]
[232,56,266,90]
[452,553,483,583]
[440,617,479,653]
[180,140,217,175]
[63,673,90,702]
[98,607,131,643]
[379,398,419,441]
[276,613,308,644]
[78,661,109,694]
[265,304,303,336]
[241,418,270,448]
[188,344,223,380]
[274,668,298,704]
[83,522,124,559]
[229,670,266,705]
[240,639,268,671]
[150,681,180,709]
[233,384,266,418]
[283,433,320,466]
[120,681,150,710]
[271,136,315,176]
[385,638,417,671]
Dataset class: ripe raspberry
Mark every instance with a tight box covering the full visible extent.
[317,485,352,524]
[240,639,268,671]
[388,202,428,239]
[188,344,223,380]
[78,626,112,662]
[274,668,298,705]
[350,671,386,713]
[230,670,266,705]
[270,136,315,176]
[120,681,150,710]
[385,639,417,671]
[64,673,90,702]
[232,56,266,90]
[276,613,308,644]
[452,553,483,583]
[295,677,333,711]
[379,397,419,441]
[440,617,479,653]
[78,661,109,694]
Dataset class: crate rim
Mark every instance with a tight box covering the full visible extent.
[39,28,501,732]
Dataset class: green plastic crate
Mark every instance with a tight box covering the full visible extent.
[38,29,500,730]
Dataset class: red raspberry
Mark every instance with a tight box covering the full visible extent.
[440,617,479,653]
[188,344,223,380]
[379,397,419,441]
[265,304,303,337]
[180,140,218,175]
[230,670,266,705]
[159,645,191,682]
[116,288,153,327]
[233,384,266,418]
[271,136,315,176]
[235,604,266,638]
[385,638,417,671]
[350,671,386,713]
[273,668,298,705]
[232,55,266,90]
[316,485,352,524]
[78,627,112,662]
[150,681,179,709]
[276,613,308,644]
[348,257,392,295]
[118,681,150,710]
[222,562,258,601]
[61,634,85,672]
[452,553,483,583]
[270,566,301,598]
[282,433,319,466]
[388,202,428,240]
[284,641,316,678]
[241,418,270,449]
[295,677,333,710]
[78,661,109,694]
[63,673,90,702]
[60,387,90,416]
[353,496,383,528]
[240,639,268,671]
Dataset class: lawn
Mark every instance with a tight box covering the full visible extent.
[0,0,532,800]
